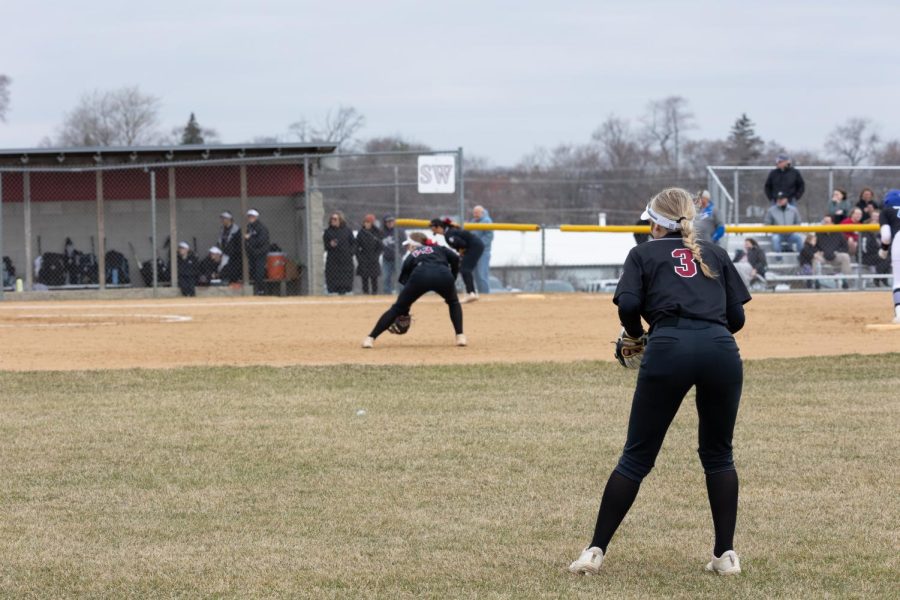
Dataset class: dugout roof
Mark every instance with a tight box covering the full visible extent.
[0,142,338,167]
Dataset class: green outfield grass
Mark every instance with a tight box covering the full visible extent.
[2,356,899,599]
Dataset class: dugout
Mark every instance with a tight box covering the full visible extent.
[0,143,336,296]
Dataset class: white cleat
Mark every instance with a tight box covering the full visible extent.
[361,336,374,349]
[462,292,479,304]
[455,334,467,347]
[568,546,604,575]
[705,550,741,575]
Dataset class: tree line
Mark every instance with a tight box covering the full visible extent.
[2,79,899,224]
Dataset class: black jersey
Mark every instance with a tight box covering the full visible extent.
[398,243,460,284]
[614,233,751,330]
[444,226,485,253]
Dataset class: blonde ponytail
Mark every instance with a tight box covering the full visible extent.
[679,218,717,279]
[648,187,718,279]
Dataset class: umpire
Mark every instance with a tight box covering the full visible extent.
[429,218,484,303]
[244,208,270,295]
[569,187,751,577]
[362,232,465,348]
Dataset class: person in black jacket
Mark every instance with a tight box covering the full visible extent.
[732,237,767,288]
[814,215,852,288]
[355,214,383,294]
[362,232,465,348]
[764,154,805,206]
[218,211,243,283]
[176,242,198,297]
[324,211,356,295]
[429,217,484,303]
[244,209,270,295]
[196,246,229,285]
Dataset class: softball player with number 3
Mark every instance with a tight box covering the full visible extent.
[569,188,752,576]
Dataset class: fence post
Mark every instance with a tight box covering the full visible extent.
[540,226,546,293]
[733,170,740,225]
[239,164,249,295]
[0,173,3,300]
[458,147,465,223]
[168,167,178,288]
[150,170,158,294]
[96,171,106,290]
[24,172,33,291]
[303,156,312,295]
[393,165,400,286]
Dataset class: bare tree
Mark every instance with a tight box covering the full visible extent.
[641,96,695,172]
[57,86,163,146]
[0,74,10,122]
[591,115,647,170]
[825,117,881,166]
[874,139,900,164]
[288,105,365,151]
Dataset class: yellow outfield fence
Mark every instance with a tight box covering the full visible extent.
[399,219,879,235]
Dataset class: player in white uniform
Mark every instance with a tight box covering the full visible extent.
[878,189,900,323]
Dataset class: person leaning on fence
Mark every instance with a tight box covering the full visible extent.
[471,205,494,294]
[764,153,805,207]
[197,246,228,285]
[355,214,382,295]
[176,242,198,297]
[765,193,803,253]
[324,211,356,295]
[380,215,405,294]
[693,190,725,245]
[827,188,852,224]
[732,238,767,289]
[245,209,270,295]
[815,215,853,288]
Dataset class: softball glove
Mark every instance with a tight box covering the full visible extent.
[614,329,647,369]
[388,314,412,335]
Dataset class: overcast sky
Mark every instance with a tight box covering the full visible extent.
[2,0,899,165]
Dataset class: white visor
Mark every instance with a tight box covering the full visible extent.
[641,203,683,231]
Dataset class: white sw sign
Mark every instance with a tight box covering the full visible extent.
[417,155,456,194]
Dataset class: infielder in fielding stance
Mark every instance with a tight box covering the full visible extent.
[362,232,466,348]
[878,189,900,323]
[569,187,751,576]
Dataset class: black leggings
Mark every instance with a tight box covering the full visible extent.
[369,268,462,338]
[616,318,743,482]
[460,247,483,294]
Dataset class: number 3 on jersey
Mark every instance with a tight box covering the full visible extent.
[671,248,698,278]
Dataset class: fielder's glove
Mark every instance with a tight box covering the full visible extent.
[614,329,647,369]
[388,314,412,335]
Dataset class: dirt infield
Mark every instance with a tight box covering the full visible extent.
[0,291,897,371]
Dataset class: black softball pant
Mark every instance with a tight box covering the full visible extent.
[460,246,483,294]
[615,318,743,483]
[369,268,463,338]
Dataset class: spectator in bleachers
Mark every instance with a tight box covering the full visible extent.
[732,238,767,289]
[798,233,821,289]
[765,193,803,252]
[764,154,805,206]
[827,188,852,224]
[197,246,228,285]
[839,207,864,256]
[324,211,355,295]
[380,215,404,294]
[693,190,725,245]
[856,187,879,221]
[219,211,242,279]
[176,242,198,297]
[245,209,270,295]
[860,209,891,286]
[355,214,382,295]
[816,215,853,288]
[471,205,494,294]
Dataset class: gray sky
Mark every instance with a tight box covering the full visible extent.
[2,0,899,165]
